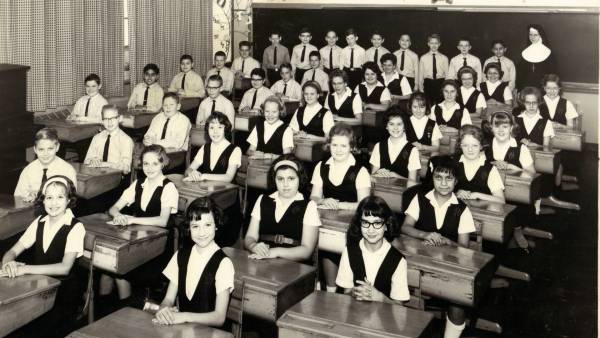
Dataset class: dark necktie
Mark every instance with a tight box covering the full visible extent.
[463,57,467,67]
[102,134,111,162]
[39,168,48,193]
[251,89,258,108]
[161,118,170,140]
[242,59,245,74]
[311,70,316,81]
[84,97,91,116]
[329,48,333,69]
[374,48,378,63]
[300,46,306,63]
[217,70,220,76]
[432,54,437,79]
[210,99,216,114]
[350,48,354,69]
[497,57,502,71]
[273,46,278,66]
[400,51,405,71]
[143,86,149,106]
[283,83,287,95]
[181,73,186,90]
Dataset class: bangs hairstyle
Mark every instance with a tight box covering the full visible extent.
[541,73,562,89]
[101,104,120,118]
[326,123,357,150]
[408,91,431,113]
[380,53,397,65]
[484,62,504,79]
[431,155,458,178]
[141,144,170,168]
[204,111,233,142]
[183,197,225,239]
[346,196,400,245]
[267,154,308,192]
[457,66,478,84]
[441,79,460,94]
[457,124,485,154]
[207,74,223,87]
[482,110,520,140]
[383,104,409,126]
[163,92,180,104]
[261,95,285,117]
[329,69,349,85]
[34,128,59,146]
[517,86,542,107]
[34,175,77,216]
[301,81,323,106]
[362,61,381,76]
[180,54,194,63]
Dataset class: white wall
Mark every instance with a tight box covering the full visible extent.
[563,84,599,145]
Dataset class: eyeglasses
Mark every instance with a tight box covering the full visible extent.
[360,219,385,229]
[251,78,264,82]
[524,100,538,106]
[102,116,118,122]
[206,86,221,90]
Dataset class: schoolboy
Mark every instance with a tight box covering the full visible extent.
[418,33,448,105]
[483,40,516,91]
[301,51,330,96]
[239,68,274,114]
[365,31,390,70]
[262,30,290,85]
[144,93,192,151]
[206,51,235,96]
[270,63,303,101]
[341,28,366,89]
[290,27,318,82]
[68,73,108,123]
[168,54,206,98]
[320,30,343,74]
[127,63,164,113]
[393,34,419,90]
[196,75,235,126]
[446,37,483,85]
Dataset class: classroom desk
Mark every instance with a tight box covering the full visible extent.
[246,157,274,190]
[481,104,513,121]
[333,115,363,138]
[132,144,187,173]
[0,195,35,240]
[179,97,202,112]
[36,118,102,143]
[72,162,122,199]
[318,210,496,307]
[464,199,517,244]
[79,213,169,275]
[293,135,327,162]
[234,111,261,132]
[0,274,60,336]
[222,247,317,322]
[168,174,239,212]
[529,146,561,174]
[120,108,157,130]
[189,125,207,148]
[362,108,386,128]
[283,99,300,123]
[235,155,249,187]
[552,124,585,151]
[277,291,434,338]
[66,307,233,338]
[439,127,458,154]
[497,168,543,204]
[372,176,409,213]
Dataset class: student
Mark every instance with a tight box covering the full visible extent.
[336,196,409,304]
[480,63,513,106]
[231,41,261,82]
[380,53,413,101]
[196,75,235,126]
[289,82,335,139]
[168,54,206,99]
[186,112,243,247]
[447,37,483,85]
[270,63,303,102]
[84,104,134,174]
[310,123,371,291]
[14,128,77,202]
[394,34,419,91]
[239,68,274,114]
[341,28,366,89]
[324,69,363,124]
[455,125,506,204]
[104,145,179,301]
[144,93,192,151]
[457,66,486,116]
[370,110,421,182]
[365,31,390,70]
[2,176,85,332]
[206,51,235,96]
[156,197,234,327]
[301,51,330,97]
[431,80,472,130]
[418,34,448,105]
[401,156,476,338]
[247,96,294,159]
[262,30,290,85]
[483,40,516,91]
[320,30,343,74]
[539,74,578,127]
[355,61,392,111]
[290,27,318,82]
[405,92,443,152]
[127,63,164,113]
[245,155,320,261]
[68,73,108,123]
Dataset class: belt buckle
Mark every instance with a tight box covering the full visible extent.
[274,234,285,244]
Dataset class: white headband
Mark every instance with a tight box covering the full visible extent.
[42,176,71,193]
[274,160,299,172]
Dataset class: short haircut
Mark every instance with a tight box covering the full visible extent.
[204,111,233,142]
[380,53,397,65]
[431,155,457,177]
[347,196,400,244]
[484,62,504,78]
[518,86,542,106]
[485,110,520,139]
[345,28,358,37]
[163,92,180,103]
[250,68,266,79]
[207,74,223,87]
[441,79,460,93]
[329,69,349,84]
[362,61,380,76]
[180,54,193,63]
[214,51,227,58]
[309,50,320,59]
[383,105,408,126]
[371,30,384,39]
[267,154,308,191]
[35,175,77,216]
[34,128,59,146]
[458,36,471,44]
[326,30,338,37]
[261,95,285,116]
[101,104,120,118]
[302,81,323,96]
[457,66,478,84]
[143,63,159,74]
[327,122,357,149]
[269,30,282,37]
[183,197,225,241]
[279,62,293,72]
[491,39,506,48]
[427,33,441,43]
[299,27,311,35]
[408,91,431,113]
[239,41,252,49]
[458,124,484,154]
[85,73,101,85]
[141,144,170,168]
[541,73,562,88]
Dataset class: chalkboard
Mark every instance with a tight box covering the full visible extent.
[253,8,598,84]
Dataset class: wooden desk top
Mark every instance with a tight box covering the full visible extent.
[463,199,517,219]
[293,135,326,144]
[38,118,101,128]
[0,194,33,216]
[78,213,168,250]
[222,247,316,295]
[372,176,409,191]
[67,307,233,338]
[168,174,238,195]
[0,275,60,306]
[247,157,274,168]
[278,291,433,338]
[318,208,355,232]
[73,162,122,178]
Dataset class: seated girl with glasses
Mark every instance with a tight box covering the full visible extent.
[335,196,409,304]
